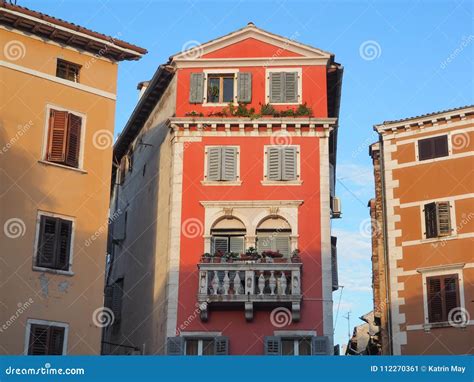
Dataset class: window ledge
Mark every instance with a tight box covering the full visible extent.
[268,102,302,106]
[423,321,467,331]
[201,180,242,186]
[421,234,456,244]
[203,102,238,107]
[33,266,74,277]
[261,180,303,186]
[38,160,87,174]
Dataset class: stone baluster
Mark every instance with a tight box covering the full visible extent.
[234,271,242,295]
[245,270,254,295]
[199,271,208,295]
[258,272,265,295]
[269,271,276,295]
[211,271,219,295]
[279,271,287,295]
[291,269,301,295]
[223,271,230,295]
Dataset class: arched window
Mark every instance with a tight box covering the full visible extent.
[256,217,291,257]
[210,217,246,255]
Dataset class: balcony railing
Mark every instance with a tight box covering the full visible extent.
[197,261,302,322]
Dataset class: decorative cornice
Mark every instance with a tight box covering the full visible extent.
[200,200,303,208]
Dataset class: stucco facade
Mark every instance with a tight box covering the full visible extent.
[370,106,474,355]
[0,3,145,355]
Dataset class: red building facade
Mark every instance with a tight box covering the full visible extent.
[106,23,343,356]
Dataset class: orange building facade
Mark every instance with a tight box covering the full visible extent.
[370,105,474,354]
[0,3,145,354]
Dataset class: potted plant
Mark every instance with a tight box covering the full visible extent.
[291,249,302,263]
[201,252,211,263]
[212,250,224,263]
[262,250,287,263]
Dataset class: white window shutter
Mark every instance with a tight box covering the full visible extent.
[312,336,330,355]
[257,235,273,253]
[229,236,244,254]
[207,147,221,181]
[237,72,252,103]
[189,73,204,103]
[275,236,290,257]
[436,201,451,236]
[221,147,237,181]
[269,72,284,103]
[284,72,298,103]
[264,336,282,355]
[214,337,229,355]
[267,147,282,180]
[167,337,184,355]
[212,236,228,254]
[282,147,297,180]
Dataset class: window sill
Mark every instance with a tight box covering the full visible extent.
[261,180,303,186]
[423,321,467,331]
[203,102,238,107]
[421,234,456,244]
[38,160,87,174]
[33,266,74,277]
[268,102,302,106]
[201,180,242,186]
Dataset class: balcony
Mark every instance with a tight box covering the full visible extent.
[197,261,302,322]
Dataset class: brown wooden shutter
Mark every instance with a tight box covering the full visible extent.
[444,275,459,318]
[57,219,72,270]
[28,325,49,355]
[37,216,58,268]
[436,201,451,236]
[49,326,65,355]
[424,202,437,238]
[65,114,81,167]
[427,276,443,323]
[47,110,68,162]
[433,135,449,158]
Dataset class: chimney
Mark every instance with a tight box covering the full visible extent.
[137,81,149,100]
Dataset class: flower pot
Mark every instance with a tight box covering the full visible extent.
[201,257,211,263]
[273,258,288,263]
[212,257,221,263]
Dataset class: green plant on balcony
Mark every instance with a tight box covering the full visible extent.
[185,111,204,117]
[260,103,276,116]
[295,103,313,117]
[201,252,211,263]
[291,248,302,263]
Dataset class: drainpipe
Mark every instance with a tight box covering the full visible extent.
[378,134,394,355]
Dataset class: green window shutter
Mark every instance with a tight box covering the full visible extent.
[257,235,273,253]
[424,202,437,238]
[229,236,244,254]
[312,336,330,355]
[436,201,451,236]
[264,336,282,355]
[282,146,297,180]
[214,336,229,355]
[221,147,237,181]
[269,72,284,103]
[212,236,228,254]
[275,236,290,257]
[189,73,204,103]
[267,147,282,180]
[167,337,184,355]
[284,72,298,103]
[207,147,222,181]
[237,72,252,103]
[37,216,58,268]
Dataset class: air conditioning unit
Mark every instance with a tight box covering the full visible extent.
[331,197,342,219]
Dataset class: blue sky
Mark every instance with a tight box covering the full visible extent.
[23,0,473,348]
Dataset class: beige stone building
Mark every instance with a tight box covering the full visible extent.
[0,3,145,354]
[369,105,474,354]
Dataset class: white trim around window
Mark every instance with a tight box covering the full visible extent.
[24,319,69,355]
[32,210,76,276]
[262,144,302,185]
[41,104,87,171]
[265,67,302,105]
[203,68,239,107]
[418,264,465,327]
[419,199,457,241]
[202,145,241,186]
[414,132,453,162]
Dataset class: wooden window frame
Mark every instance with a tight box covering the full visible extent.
[24,319,68,355]
[426,274,460,323]
[56,59,81,83]
[416,134,450,161]
[421,201,454,240]
[203,69,239,107]
[33,211,75,275]
[42,105,86,170]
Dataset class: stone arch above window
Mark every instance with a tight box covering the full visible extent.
[210,217,246,255]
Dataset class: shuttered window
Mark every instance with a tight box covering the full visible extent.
[46,109,82,168]
[265,336,330,355]
[211,236,244,254]
[56,59,81,82]
[206,147,238,181]
[331,236,338,291]
[256,234,290,257]
[28,324,65,355]
[266,146,297,181]
[424,201,452,238]
[189,73,204,103]
[269,71,299,103]
[427,274,460,323]
[167,337,229,355]
[418,135,449,161]
[237,72,252,103]
[36,215,72,271]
